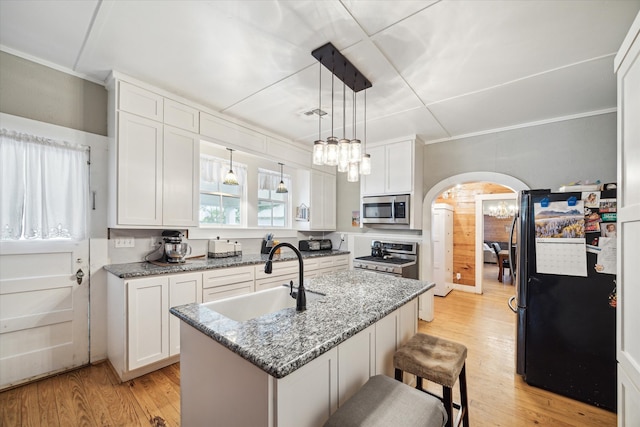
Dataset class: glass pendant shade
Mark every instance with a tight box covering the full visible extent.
[337,138,350,172]
[325,137,339,166]
[313,140,325,165]
[347,161,359,182]
[275,162,288,193]
[349,139,362,163]
[360,153,371,175]
[223,148,239,185]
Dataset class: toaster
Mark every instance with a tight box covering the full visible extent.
[299,239,332,251]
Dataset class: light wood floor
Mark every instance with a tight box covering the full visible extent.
[1,265,616,426]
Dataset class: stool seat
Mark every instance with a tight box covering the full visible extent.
[324,375,447,427]
[394,333,467,387]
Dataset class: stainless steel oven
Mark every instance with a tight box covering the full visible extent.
[361,195,410,225]
[353,240,418,279]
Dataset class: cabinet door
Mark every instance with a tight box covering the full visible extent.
[127,277,169,370]
[375,309,399,377]
[338,325,374,406]
[163,126,199,227]
[169,273,202,357]
[117,112,163,226]
[386,140,413,194]
[164,98,199,133]
[310,171,336,230]
[277,347,338,427]
[203,281,254,303]
[118,81,163,121]
[361,145,385,196]
[323,173,337,230]
[255,274,298,292]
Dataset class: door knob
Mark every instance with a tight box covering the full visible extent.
[76,269,85,285]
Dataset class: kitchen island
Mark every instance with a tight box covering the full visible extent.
[170,270,434,427]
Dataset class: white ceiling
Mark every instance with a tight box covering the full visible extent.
[1,0,638,146]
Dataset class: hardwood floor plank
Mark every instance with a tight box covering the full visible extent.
[15,382,40,427]
[35,376,59,427]
[0,388,21,427]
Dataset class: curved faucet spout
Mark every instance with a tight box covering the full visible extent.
[265,242,306,311]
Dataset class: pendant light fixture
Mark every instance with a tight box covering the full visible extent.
[310,42,372,177]
[360,88,371,175]
[223,148,239,185]
[338,79,350,172]
[276,162,288,194]
[312,60,325,166]
[324,60,339,166]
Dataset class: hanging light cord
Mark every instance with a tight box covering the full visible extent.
[318,59,322,139]
[364,89,367,152]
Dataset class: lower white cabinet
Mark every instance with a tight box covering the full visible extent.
[108,272,202,381]
[255,259,299,291]
[202,266,255,303]
[305,254,349,278]
[180,297,419,426]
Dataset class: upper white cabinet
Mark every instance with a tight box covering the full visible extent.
[109,80,199,228]
[361,138,421,196]
[118,81,163,121]
[294,169,336,231]
[200,112,267,154]
[361,137,424,229]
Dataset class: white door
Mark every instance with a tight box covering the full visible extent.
[616,12,640,426]
[0,241,89,389]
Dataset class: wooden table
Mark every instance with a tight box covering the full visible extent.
[498,250,510,282]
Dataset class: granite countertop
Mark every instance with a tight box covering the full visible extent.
[170,270,434,379]
[104,250,350,278]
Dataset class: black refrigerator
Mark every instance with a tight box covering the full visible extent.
[509,189,617,411]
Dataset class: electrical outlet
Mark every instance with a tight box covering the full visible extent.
[114,237,135,248]
[456,272,461,280]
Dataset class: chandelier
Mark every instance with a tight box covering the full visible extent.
[311,42,372,182]
[488,201,516,219]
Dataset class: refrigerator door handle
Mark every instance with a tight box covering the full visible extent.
[508,295,517,313]
[508,212,518,282]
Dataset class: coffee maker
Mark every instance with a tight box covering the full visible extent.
[162,230,191,263]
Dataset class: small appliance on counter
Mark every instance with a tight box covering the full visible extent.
[299,239,332,252]
[161,230,192,263]
[208,237,242,258]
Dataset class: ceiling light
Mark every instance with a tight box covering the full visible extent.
[223,148,239,185]
[276,162,288,194]
[488,201,516,219]
[311,42,372,178]
[313,60,326,166]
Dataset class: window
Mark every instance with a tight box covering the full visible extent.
[0,129,89,241]
[257,168,290,227]
[200,154,246,226]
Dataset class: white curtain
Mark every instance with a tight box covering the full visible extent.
[258,168,291,192]
[200,154,247,187]
[0,129,89,240]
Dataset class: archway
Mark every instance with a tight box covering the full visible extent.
[420,172,529,294]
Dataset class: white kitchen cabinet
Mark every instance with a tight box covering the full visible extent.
[255,259,299,291]
[200,111,267,154]
[202,266,255,303]
[305,254,349,278]
[432,203,454,296]
[164,98,199,133]
[615,11,640,427]
[310,170,336,230]
[169,273,202,356]
[338,325,375,406]
[118,81,163,121]
[127,276,169,370]
[107,272,201,381]
[375,300,418,380]
[362,139,416,196]
[162,125,199,227]
[115,112,164,226]
[109,80,199,228]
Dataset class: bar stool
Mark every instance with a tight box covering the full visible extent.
[394,333,470,427]
[323,374,448,427]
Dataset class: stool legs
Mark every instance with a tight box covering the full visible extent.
[394,365,470,427]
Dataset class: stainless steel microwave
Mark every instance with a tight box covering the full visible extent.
[361,195,410,225]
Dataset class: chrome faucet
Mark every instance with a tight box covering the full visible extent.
[264,242,306,311]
